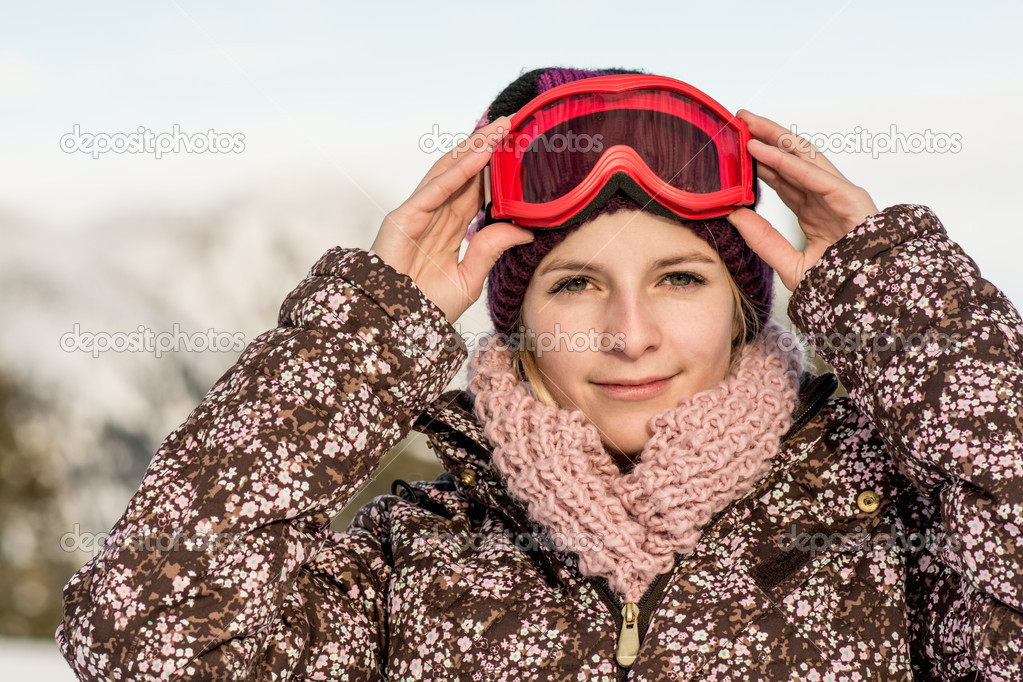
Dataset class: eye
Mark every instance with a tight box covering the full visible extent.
[549,276,590,294]
[663,271,705,288]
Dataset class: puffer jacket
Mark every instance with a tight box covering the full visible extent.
[57,204,1023,681]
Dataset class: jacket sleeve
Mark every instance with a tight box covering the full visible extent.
[56,248,467,680]
[787,205,1023,681]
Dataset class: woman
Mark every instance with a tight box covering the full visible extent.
[58,67,1022,681]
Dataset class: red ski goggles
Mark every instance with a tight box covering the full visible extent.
[483,75,755,229]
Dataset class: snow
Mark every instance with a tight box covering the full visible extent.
[0,638,78,680]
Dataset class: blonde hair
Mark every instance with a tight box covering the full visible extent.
[510,273,761,409]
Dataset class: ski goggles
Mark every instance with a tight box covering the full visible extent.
[483,74,755,229]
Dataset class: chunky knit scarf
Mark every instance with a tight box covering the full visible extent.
[467,320,803,603]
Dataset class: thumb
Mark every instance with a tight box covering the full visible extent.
[458,222,535,297]
[726,208,801,291]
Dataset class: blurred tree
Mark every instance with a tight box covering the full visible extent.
[0,368,76,638]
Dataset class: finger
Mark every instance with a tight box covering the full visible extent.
[410,115,513,210]
[446,115,511,171]
[405,141,492,219]
[726,208,801,291]
[751,138,877,220]
[754,158,784,188]
[411,117,512,195]
[754,162,810,215]
[748,139,849,199]
[457,222,535,297]
[736,109,800,151]
[737,109,847,180]
[386,156,493,253]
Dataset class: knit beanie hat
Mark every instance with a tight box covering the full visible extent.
[465,67,774,342]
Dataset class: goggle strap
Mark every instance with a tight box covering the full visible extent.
[483,165,492,207]
[482,199,496,228]
[750,156,759,208]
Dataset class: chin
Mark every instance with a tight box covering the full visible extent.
[599,427,651,459]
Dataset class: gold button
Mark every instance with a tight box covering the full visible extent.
[857,490,881,513]
[460,470,477,488]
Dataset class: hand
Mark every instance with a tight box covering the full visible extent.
[371,117,534,323]
[726,109,879,291]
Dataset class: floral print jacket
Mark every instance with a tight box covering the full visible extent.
[58,205,1023,681]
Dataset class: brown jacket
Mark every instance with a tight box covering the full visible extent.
[58,205,1023,680]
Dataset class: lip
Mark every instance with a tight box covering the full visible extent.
[592,374,676,401]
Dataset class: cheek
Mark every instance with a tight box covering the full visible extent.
[664,302,736,363]
[533,346,589,399]
[521,294,594,356]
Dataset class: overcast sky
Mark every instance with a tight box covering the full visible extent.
[3,0,1022,304]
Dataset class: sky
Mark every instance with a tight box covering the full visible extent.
[3,0,1023,305]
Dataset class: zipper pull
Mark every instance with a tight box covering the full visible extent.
[615,601,640,667]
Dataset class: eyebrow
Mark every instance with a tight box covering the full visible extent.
[536,252,718,277]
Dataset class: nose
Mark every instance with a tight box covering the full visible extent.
[604,291,662,360]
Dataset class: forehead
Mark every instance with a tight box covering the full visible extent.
[538,210,721,271]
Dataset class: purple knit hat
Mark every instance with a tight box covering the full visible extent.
[467,67,773,342]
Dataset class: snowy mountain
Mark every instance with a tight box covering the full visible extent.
[0,179,488,639]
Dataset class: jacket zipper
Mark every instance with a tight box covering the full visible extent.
[784,373,838,441]
[591,554,682,680]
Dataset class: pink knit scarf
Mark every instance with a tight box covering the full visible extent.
[467,320,802,603]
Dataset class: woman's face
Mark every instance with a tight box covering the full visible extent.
[520,210,738,469]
